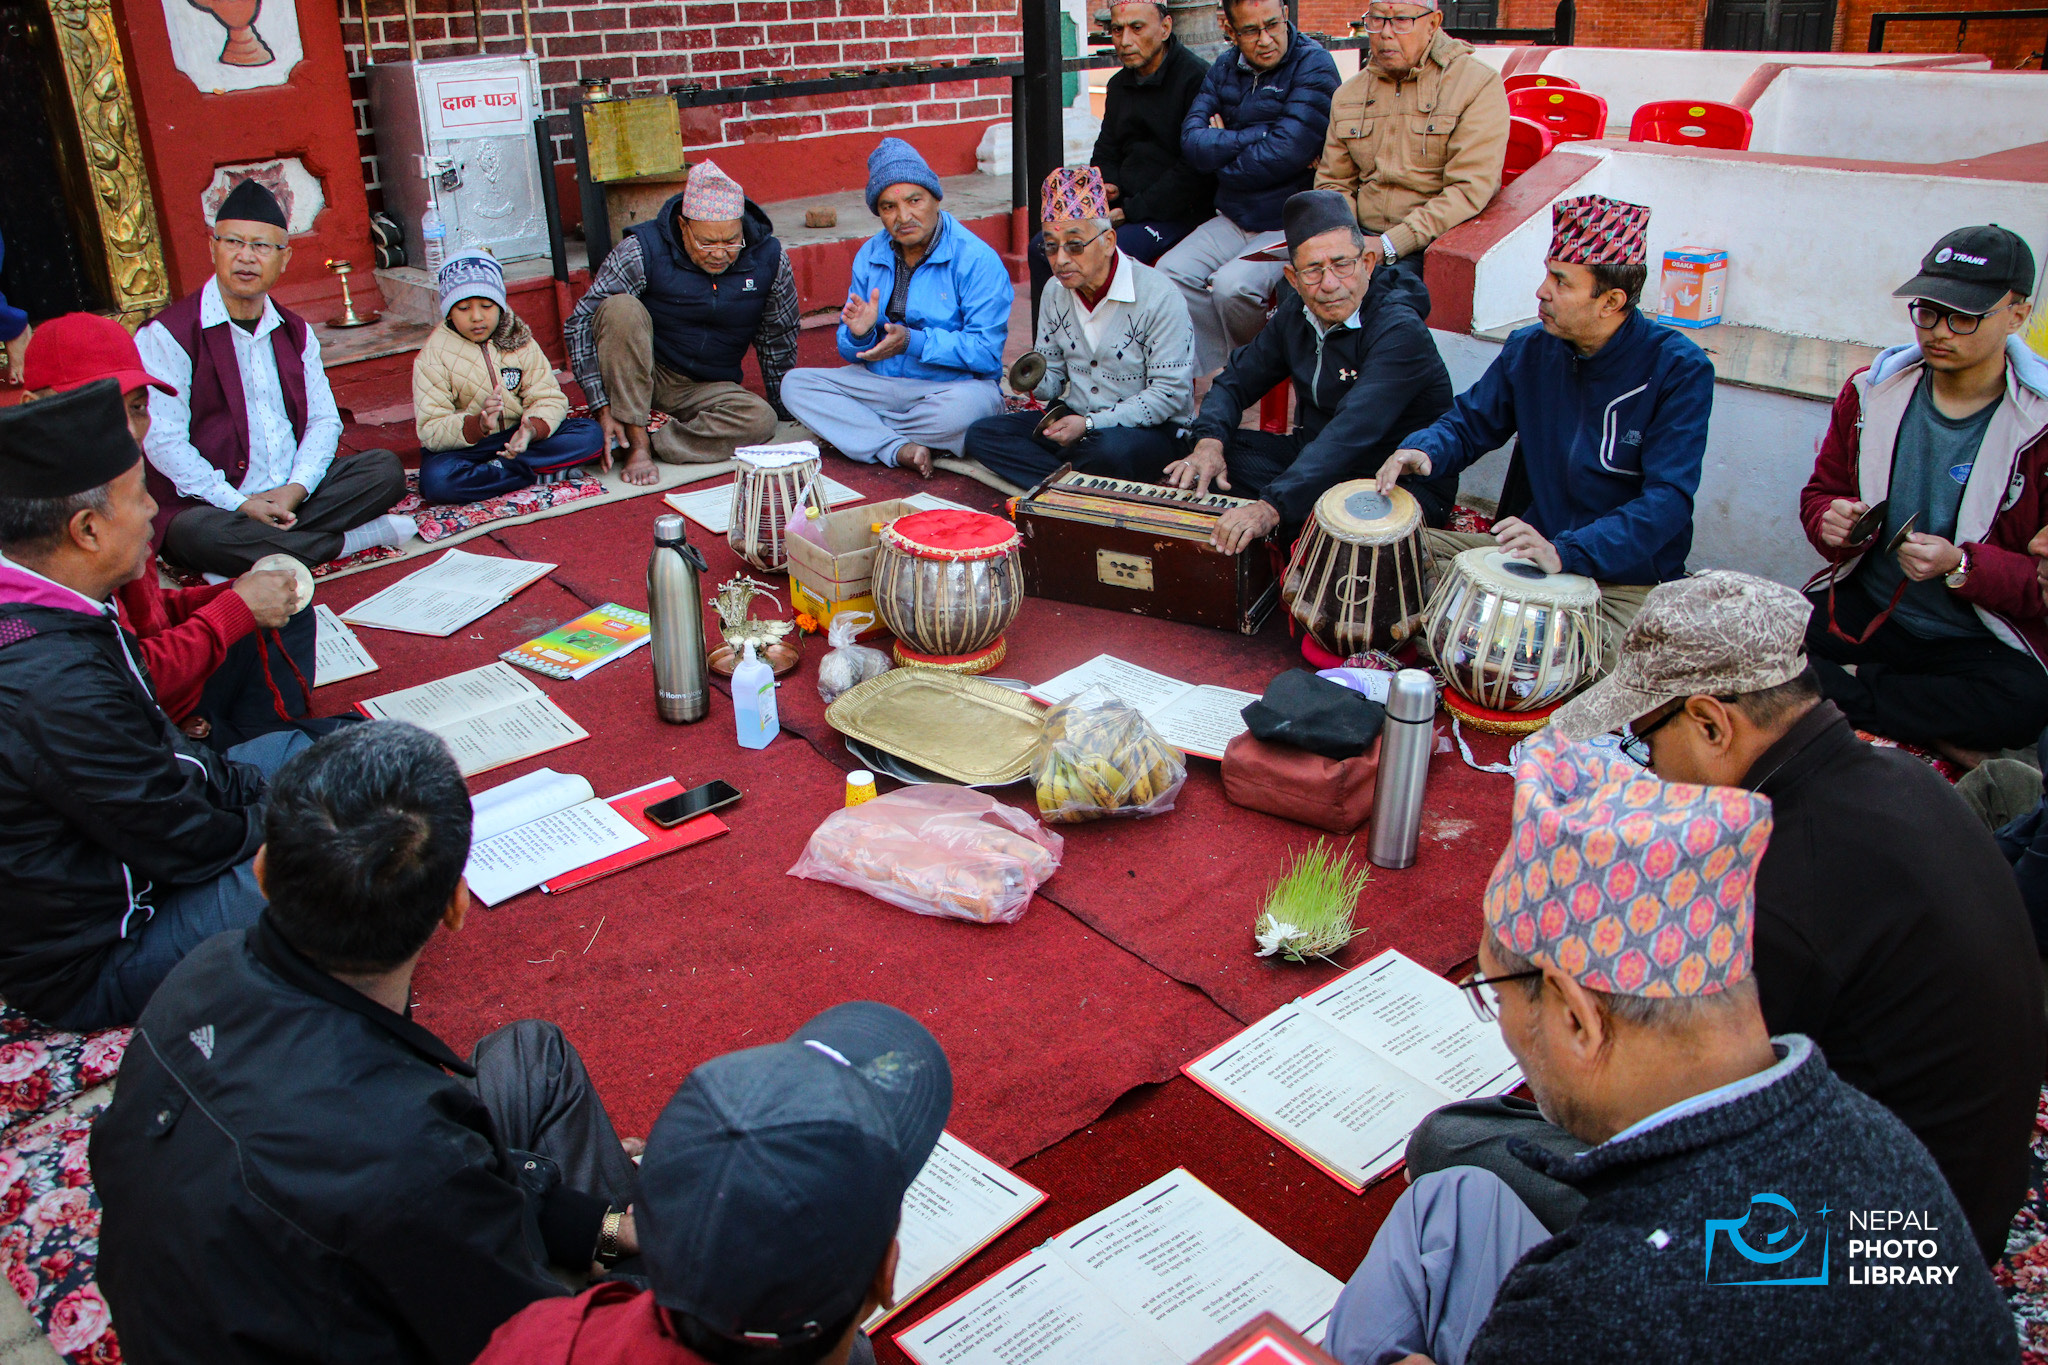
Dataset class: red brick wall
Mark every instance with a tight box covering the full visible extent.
[341,0,1020,204]
[1842,0,2047,67]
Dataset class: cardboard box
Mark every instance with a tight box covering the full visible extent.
[1660,247,1727,328]
[784,498,918,636]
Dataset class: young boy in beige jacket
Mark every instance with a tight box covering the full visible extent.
[413,251,603,503]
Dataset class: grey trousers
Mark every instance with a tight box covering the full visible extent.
[781,365,1006,467]
[470,1018,641,1214]
[162,449,409,576]
[591,294,779,464]
[1405,1095,1590,1233]
[1324,1167,1551,1365]
[1155,214,1286,376]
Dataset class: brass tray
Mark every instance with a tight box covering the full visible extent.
[826,669,1047,786]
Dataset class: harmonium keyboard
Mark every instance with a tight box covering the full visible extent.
[1013,467,1279,634]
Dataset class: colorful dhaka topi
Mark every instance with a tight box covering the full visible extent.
[1042,166,1110,224]
[681,159,747,222]
[1548,193,1651,266]
[1483,728,1774,997]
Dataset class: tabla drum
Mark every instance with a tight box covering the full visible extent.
[872,509,1024,674]
[729,445,824,572]
[1422,547,1608,733]
[1282,482,1429,659]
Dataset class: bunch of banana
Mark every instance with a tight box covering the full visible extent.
[1034,697,1184,822]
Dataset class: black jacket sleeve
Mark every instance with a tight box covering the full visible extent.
[1263,306,1444,525]
[1121,60,1216,225]
[21,646,262,886]
[1189,307,1295,446]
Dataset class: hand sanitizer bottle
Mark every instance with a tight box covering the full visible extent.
[732,643,779,749]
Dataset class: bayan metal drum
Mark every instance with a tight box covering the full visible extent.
[728,444,825,572]
[872,508,1024,674]
[1422,547,1608,731]
[1282,481,1429,658]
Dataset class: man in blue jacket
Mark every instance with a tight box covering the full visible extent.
[1158,0,1339,377]
[1377,194,1713,649]
[783,139,1012,478]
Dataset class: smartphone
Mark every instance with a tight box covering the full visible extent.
[646,780,741,828]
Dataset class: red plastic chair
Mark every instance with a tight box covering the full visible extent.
[1507,86,1610,143]
[1627,99,1754,151]
[1502,72,1579,95]
[1501,116,1555,185]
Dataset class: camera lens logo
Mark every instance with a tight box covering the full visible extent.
[1704,1194,1831,1286]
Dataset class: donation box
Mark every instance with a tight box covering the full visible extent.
[367,56,549,266]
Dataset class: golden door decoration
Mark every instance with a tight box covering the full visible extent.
[46,0,171,322]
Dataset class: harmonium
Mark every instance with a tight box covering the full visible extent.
[1013,467,1279,634]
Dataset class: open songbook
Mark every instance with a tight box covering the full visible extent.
[894,1170,1339,1365]
[313,604,378,686]
[1185,950,1524,1194]
[356,662,587,777]
[462,768,648,907]
[1026,655,1256,761]
[339,548,554,637]
[867,1131,1047,1332]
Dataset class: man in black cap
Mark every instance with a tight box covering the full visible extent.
[1800,224,2047,764]
[93,720,642,1364]
[134,177,410,576]
[474,1000,954,1365]
[0,380,309,1029]
[1165,188,1456,555]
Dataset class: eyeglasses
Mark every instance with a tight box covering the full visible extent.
[1459,968,1544,1022]
[1618,700,1685,766]
[1294,254,1364,286]
[1232,16,1287,39]
[1907,299,2012,335]
[1039,227,1114,260]
[213,234,285,259]
[1360,11,1433,32]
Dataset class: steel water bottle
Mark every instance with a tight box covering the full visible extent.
[1368,668,1437,869]
[648,514,710,723]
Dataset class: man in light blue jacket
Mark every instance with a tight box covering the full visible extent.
[782,139,1013,477]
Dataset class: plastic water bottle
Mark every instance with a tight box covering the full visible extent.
[421,202,447,273]
[732,642,779,749]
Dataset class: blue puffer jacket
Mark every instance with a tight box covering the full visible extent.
[1179,27,1340,233]
[836,212,1012,382]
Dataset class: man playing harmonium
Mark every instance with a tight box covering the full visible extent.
[1165,189,1456,555]
[963,167,1195,490]
[1376,194,1713,652]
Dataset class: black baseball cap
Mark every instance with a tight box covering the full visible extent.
[1893,225,2037,315]
[637,1001,953,1347]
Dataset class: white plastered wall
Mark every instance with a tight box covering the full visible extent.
[1747,67,2048,162]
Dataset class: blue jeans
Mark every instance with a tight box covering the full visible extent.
[50,729,312,1033]
[418,416,606,505]
[962,409,1181,490]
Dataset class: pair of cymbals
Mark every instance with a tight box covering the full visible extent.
[1007,350,1047,394]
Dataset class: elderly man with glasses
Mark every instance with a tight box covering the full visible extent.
[1166,190,1455,555]
[1316,0,1508,277]
[963,167,1193,490]
[135,180,409,576]
[1800,225,2048,767]
[1157,0,1339,377]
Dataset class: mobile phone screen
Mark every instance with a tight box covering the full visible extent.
[646,780,741,827]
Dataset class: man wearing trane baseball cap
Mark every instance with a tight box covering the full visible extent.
[474,1000,953,1365]
[1401,572,2043,1266]
[1800,223,2047,766]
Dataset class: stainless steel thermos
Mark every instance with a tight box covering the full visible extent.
[1368,668,1437,869]
[648,514,710,723]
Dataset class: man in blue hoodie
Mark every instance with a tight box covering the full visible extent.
[1158,0,1339,377]
[1378,195,1713,649]
[782,139,1013,478]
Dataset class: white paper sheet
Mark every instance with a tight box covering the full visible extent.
[1304,951,1522,1100]
[869,1132,1047,1331]
[898,1251,1178,1365]
[662,474,861,535]
[359,665,589,777]
[359,662,544,729]
[464,797,647,906]
[339,549,555,636]
[904,492,976,514]
[313,604,378,686]
[470,768,593,843]
[1027,656,1253,760]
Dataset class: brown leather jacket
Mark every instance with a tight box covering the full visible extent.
[1314,30,1509,259]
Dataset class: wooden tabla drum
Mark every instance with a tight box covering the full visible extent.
[728,446,824,572]
[1422,547,1608,732]
[872,509,1024,674]
[1282,482,1428,658]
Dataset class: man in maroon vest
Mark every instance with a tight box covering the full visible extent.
[135,180,410,577]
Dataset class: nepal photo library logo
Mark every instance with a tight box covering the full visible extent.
[1704,1197,1960,1286]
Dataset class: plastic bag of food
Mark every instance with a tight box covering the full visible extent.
[788,786,1063,924]
[1031,684,1186,824]
[816,611,891,704]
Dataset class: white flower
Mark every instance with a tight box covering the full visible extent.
[1254,915,1306,958]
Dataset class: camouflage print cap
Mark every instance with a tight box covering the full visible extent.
[1552,571,1811,743]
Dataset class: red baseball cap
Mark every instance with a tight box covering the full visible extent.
[22,313,178,398]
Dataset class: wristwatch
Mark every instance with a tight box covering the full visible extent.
[1945,548,1972,590]
[596,1208,625,1266]
[1379,233,1399,263]
[1083,414,1096,434]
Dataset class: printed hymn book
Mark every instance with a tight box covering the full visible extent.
[1026,655,1258,761]
[356,662,586,777]
[339,548,555,637]
[868,1132,1048,1332]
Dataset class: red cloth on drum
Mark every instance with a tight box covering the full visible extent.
[891,509,1018,556]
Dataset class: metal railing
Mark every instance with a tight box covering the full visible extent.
[1867,6,2048,54]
